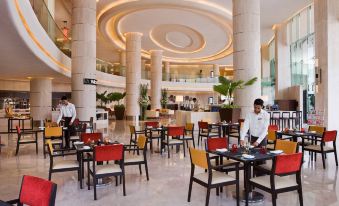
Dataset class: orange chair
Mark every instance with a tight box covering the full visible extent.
[43,127,63,158]
[248,153,303,206]
[162,126,186,158]
[87,144,125,200]
[266,125,279,150]
[302,130,338,169]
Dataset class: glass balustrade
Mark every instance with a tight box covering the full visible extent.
[29,0,71,57]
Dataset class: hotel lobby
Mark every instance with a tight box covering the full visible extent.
[0,0,338,205]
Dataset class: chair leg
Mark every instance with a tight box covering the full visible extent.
[15,142,19,156]
[93,177,97,200]
[216,187,219,196]
[205,188,211,206]
[78,168,82,189]
[168,145,170,158]
[187,178,193,202]
[48,171,52,180]
[236,181,239,206]
[298,187,303,206]
[122,175,126,196]
[321,152,326,169]
[139,164,142,175]
[87,162,90,190]
[145,161,149,181]
[334,150,338,166]
[198,135,200,146]
[183,142,186,157]
[272,193,277,206]
[115,177,118,186]
[192,137,196,148]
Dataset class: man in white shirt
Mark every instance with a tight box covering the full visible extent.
[240,98,270,147]
[57,96,76,148]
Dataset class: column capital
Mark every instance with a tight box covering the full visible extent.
[124,32,143,40]
[150,50,163,56]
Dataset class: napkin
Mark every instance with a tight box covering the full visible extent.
[242,154,255,159]
[216,148,227,152]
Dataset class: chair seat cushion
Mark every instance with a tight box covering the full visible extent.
[181,136,193,140]
[304,145,334,151]
[19,138,36,143]
[70,136,80,140]
[256,160,272,171]
[266,144,275,150]
[200,132,219,136]
[250,175,298,190]
[125,155,144,163]
[53,160,79,170]
[46,139,62,144]
[194,171,235,185]
[163,139,183,145]
[94,164,122,175]
[267,140,275,144]
[210,159,243,168]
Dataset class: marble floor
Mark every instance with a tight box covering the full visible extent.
[0,120,338,206]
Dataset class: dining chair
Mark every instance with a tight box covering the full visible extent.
[281,112,291,129]
[43,127,63,158]
[162,126,186,158]
[181,123,195,148]
[198,121,220,146]
[124,135,149,180]
[248,153,303,206]
[5,175,57,206]
[87,144,125,200]
[80,132,102,145]
[291,111,302,130]
[271,112,281,129]
[46,140,81,188]
[266,125,279,150]
[70,122,87,147]
[145,121,162,153]
[187,147,240,206]
[302,130,338,169]
[15,126,38,155]
[129,125,145,149]
[255,140,298,175]
[228,119,244,144]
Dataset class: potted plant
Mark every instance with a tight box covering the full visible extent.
[138,84,150,120]
[160,88,168,109]
[107,92,126,120]
[213,76,257,122]
[96,91,109,109]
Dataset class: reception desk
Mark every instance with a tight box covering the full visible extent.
[176,110,220,129]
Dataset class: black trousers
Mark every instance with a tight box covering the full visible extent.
[64,117,74,148]
[250,136,267,147]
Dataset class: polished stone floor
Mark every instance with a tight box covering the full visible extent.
[0,120,338,206]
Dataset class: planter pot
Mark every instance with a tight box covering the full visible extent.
[114,106,125,120]
[219,108,241,123]
[140,106,147,120]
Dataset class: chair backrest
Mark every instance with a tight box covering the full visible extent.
[309,125,326,135]
[45,121,58,127]
[16,126,21,134]
[275,140,298,154]
[267,125,278,141]
[272,112,280,118]
[274,153,302,175]
[185,123,194,131]
[73,118,80,126]
[198,121,208,129]
[45,127,63,137]
[129,125,136,134]
[323,130,337,142]
[145,121,159,128]
[81,133,102,144]
[137,135,147,149]
[94,144,124,162]
[19,175,57,206]
[167,126,185,136]
[189,147,208,169]
[206,138,228,151]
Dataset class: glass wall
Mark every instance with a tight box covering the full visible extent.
[288,4,315,114]
[261,39,275,105]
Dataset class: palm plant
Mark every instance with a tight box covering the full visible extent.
[213,76,258,107]
[107,92,126,109]
[96,91,109,108]
[160,88,168,109]
[138,84,150,107]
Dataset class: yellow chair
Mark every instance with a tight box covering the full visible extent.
[124,135,149,180]
[309,125,326,135]
[43,127,63,158]
[187,148,240,206]
[181,123,195,148]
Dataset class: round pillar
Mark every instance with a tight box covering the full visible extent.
[164,61,170,81]
[150,50,163,109]
[213,64,220,77]
[125,32,143,120]
[30,78,52,122]
[233,0,261,117]
[71,0,96,121]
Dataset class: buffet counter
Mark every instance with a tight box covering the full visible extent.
[175,110,220,128]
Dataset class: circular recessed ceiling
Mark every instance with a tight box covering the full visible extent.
[97,0,233,63]
[166,31,192,48]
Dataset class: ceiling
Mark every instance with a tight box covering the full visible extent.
[96,0,312,65]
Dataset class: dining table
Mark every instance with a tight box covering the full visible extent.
[211,147,280,204]
[276,130,321,142]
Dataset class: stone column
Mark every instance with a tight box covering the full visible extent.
[120,51,126,76]
[233,0,261,117]
[30,78,52,123]
[125,32,142,120]
[164,61,170,81]
[314,0,339,130]
[213,64,220,77]
[274,23,291,100]
[71,0,96,121]
[150,50,163,109]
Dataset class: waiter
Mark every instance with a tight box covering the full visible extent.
[57,96,76,148]
[240,98,270,147]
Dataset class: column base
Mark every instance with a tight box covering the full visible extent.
[125,116,139,121]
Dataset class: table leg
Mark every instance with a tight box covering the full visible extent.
[79,152,83,189]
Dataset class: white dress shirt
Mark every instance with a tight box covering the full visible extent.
[240,109,270,144]
[57,103,76,124]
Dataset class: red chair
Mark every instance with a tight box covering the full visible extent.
[248,153,303,206]
[87,144,125,200]
[198,121,220,146]
[162,126,185,158]
[302,130,338,169]
[81,133,102,145]
[6,175,57,206]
